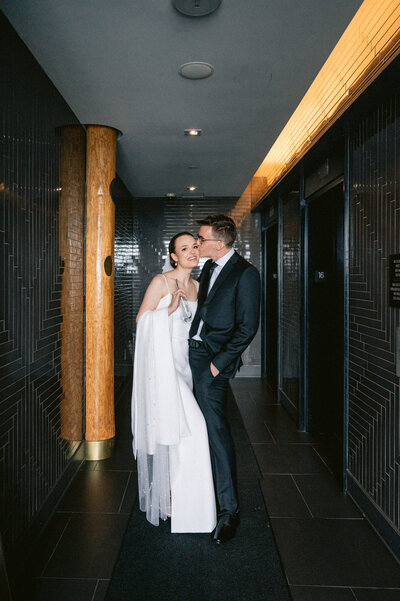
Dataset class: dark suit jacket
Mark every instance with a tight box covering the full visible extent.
[190,251,260,377]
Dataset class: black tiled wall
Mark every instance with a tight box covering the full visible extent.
[349,93,400,533]
[0,13,81,563]
[281,192,301,410]
[113,179,134,393]
[259,65,400,554]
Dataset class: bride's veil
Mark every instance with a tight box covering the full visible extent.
[162,254,173,274]
[132,294,189,526]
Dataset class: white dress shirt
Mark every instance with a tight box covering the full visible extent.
[193,247,235,341]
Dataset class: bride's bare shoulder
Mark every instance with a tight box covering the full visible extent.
[136,275,169,323]
[152,274,166,283]
[142,275,168,298]
[152,273,175,296]
[148,274,166,289]
[191,278,200,291]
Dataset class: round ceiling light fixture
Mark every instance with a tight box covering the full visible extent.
[179,62,214,80]
[173,0,222,17]
[184,128,202,136]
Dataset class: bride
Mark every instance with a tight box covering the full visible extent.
[131,232,217,533]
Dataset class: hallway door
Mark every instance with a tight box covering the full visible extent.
[263,223,278,388]
[307,182,344,478]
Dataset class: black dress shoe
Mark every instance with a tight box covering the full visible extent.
[211,513,239,544]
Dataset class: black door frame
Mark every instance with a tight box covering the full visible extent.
[302,174,349,488]
[261,219,278,382]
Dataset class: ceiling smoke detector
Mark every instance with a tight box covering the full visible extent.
[173,0,222,17]
[179,62,214,80]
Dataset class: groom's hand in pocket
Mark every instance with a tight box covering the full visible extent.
[210,362,219,377]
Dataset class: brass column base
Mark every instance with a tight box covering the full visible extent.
[85,438,115,461]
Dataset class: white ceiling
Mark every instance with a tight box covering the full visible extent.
[1,0,363,198]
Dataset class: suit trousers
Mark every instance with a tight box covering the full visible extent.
[189,344,238,515]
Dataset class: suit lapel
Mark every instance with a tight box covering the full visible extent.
[203,251,239,307]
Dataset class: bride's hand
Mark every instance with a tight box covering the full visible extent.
[168,288,185,315]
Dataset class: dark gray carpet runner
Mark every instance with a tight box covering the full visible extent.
[105,392,291,601]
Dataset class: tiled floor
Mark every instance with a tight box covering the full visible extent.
[230,378,400,601]
[32,384,137,601]
[29,378,400,601]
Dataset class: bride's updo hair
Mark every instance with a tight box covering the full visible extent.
[168,231,195,268]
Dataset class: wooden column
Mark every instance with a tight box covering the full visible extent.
[85,125,117,459]
[59,125,85,442]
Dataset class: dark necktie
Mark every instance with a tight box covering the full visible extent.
[199,261,216,305]
[207,261,217,287]
[190,261,217,337]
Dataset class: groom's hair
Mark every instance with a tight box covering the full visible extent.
[197,214,236,248]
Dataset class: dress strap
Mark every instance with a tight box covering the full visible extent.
[161,274,171,294]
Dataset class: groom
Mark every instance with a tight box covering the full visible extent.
[189,214,260,544]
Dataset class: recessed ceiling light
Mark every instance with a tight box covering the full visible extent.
[188,165,198,169]
[187,186,197,192]
[184,128,202,136]
[179,62,214,80]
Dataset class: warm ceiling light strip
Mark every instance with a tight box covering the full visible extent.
[241,0,400,208]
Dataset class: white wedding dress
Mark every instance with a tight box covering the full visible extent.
[132,278,216,533]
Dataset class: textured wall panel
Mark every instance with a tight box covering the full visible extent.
[281,192,301,410]
[0,14,81,559]
[130,197,261,369]
[349,94,400,532]
[113,180,134,393]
